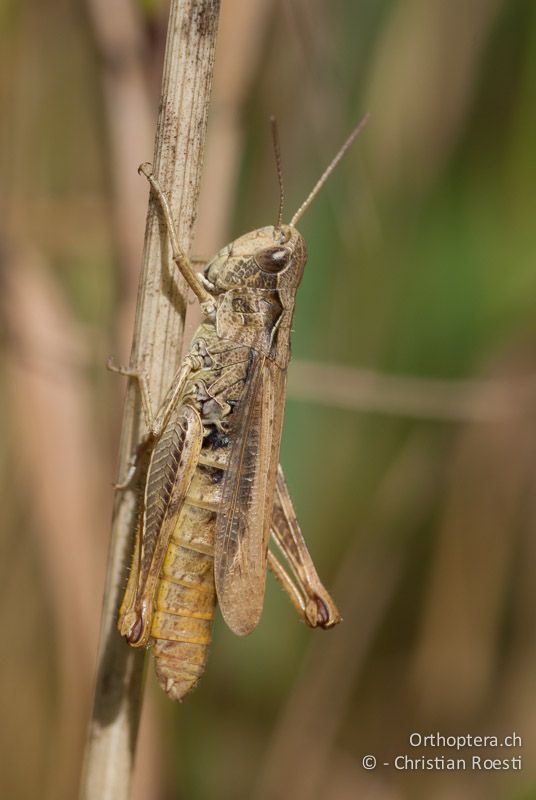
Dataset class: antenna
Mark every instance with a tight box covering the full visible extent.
[270,116,285,228]
[289,112,369,228]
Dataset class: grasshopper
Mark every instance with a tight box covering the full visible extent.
[110,114,369,700]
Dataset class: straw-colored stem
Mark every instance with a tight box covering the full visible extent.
[79,3,220,798]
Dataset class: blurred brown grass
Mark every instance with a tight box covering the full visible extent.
[1,1,536,799]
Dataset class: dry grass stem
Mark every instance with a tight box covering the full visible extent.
[85,0,155,354]
[80,3,221,798]
[412,354,536,718]
[2,248,108,800]
[84,4,162,795]
[288,359,534,421]
[365,0,504,194]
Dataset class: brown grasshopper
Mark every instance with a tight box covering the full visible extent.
[110,114,369,700]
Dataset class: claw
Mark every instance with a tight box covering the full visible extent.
[138,161,154,179]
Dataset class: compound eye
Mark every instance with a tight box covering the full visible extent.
[254,247,290,274]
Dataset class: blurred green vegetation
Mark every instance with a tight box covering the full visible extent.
[1,1,536,799]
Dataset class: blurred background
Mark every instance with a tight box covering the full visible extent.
[1,0,536,798]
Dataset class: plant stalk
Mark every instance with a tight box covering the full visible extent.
[80,3,221,798]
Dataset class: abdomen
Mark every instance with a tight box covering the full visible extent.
[148,327,250,699]
[151,438,228,700]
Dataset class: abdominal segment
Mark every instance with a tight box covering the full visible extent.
[150,435,227,700]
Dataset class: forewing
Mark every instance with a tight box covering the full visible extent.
[118,403,202,645]
[214,355,286,635]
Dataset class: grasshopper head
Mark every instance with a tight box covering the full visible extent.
[203,224,307,293]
